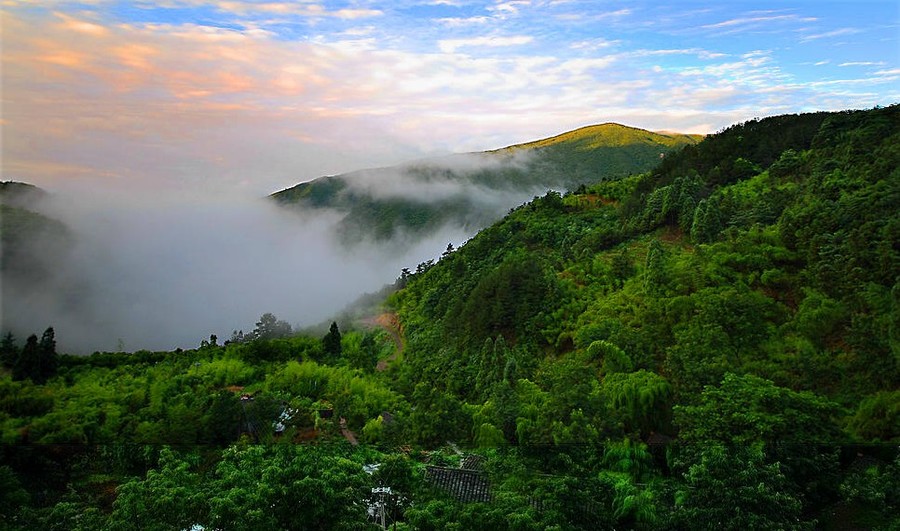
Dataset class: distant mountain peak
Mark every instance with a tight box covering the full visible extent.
[494,122,703,152]
[271,123,701,245]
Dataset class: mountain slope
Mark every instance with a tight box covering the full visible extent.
[0,182,71,281]
[271,124,701,244]
[390,106,900,444]
[379,105,899,526]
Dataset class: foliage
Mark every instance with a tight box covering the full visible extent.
[673,444,807,530]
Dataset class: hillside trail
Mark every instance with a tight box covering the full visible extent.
[359,312,403,372]
[339,417,358,446]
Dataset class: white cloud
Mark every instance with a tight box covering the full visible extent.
[555,8,631,22]
[570,38,620,50]
[838,61,886,67]
[701,14,816,30]
[800,27,862,42]
[438,34,534,53]
[211,1,384,19]
[488,1,531,16]
[436,16,491,27]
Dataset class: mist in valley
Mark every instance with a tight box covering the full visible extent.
[2,184,475,354]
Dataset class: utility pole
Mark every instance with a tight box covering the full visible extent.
[372,486,391,530]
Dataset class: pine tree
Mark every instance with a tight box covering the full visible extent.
[12,334,38,382]
[0,332,17,369]
[322,321,342,362]
[643,239,667,295]
[37,327,58,383]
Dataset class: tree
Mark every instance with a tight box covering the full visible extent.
[643,239,667,295]
[690,197,723,243]
[207,445,368,529]
[109,447,208,531]
[0,465,29,527]
[12,334,38,382]
[598,440,661,528]
[251,313,291,341]
[674,373,842,509]
[673,444,805,530]
[610,247,635,286]
[598,370,672,436]
[0,332,17,368]
[37,327,58,382]
[587,340,633,374]
[442,242,455,258]
[322,321,342,362]
[674,373,839,445]
[347,333,378,372]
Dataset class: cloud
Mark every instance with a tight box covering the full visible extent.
[570,38,620,50]
[838,61,885,67]
[487,1,531,17]
[701,14,816,31]
[676,50,788,88]
[338,150,536,203]
[436,15,491,27]
[799,27,861,42]
[555,8,631,23]
[209,1,383,19]
[437,34,534,53]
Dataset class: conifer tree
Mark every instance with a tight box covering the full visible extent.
[12,334,38,382]
[322,321,342,361]
[37,327,58,383]
[0,332,17,369]
[643,239,667,295]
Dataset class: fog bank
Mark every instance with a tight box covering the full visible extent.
[3,187,469,353]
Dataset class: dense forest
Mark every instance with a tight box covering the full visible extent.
[1,106,898,529]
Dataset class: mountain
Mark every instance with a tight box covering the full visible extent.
[386,105,898,523]
[0,182,71,281]
[0,181,48,209]
[271,124,702,244]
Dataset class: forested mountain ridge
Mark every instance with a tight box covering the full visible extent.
[385,105,899,526]
[393,105,898,414]
[270,123,701,244]
[1,107,898,530]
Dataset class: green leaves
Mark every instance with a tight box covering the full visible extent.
[674,373,840,445]
[673,444,805,531]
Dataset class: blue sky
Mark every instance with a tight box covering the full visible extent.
[2,0,898,193]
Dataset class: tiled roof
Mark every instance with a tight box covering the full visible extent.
[425,466,491,503]
[460,454,486,471]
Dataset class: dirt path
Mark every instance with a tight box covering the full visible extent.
[339,417,358,446]
[359,312,403,372]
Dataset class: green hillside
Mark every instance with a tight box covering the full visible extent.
[2,107,898,529]
[271,124,701,243]
[386,104,900,527]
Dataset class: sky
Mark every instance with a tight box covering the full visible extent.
[2,0,899,195]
